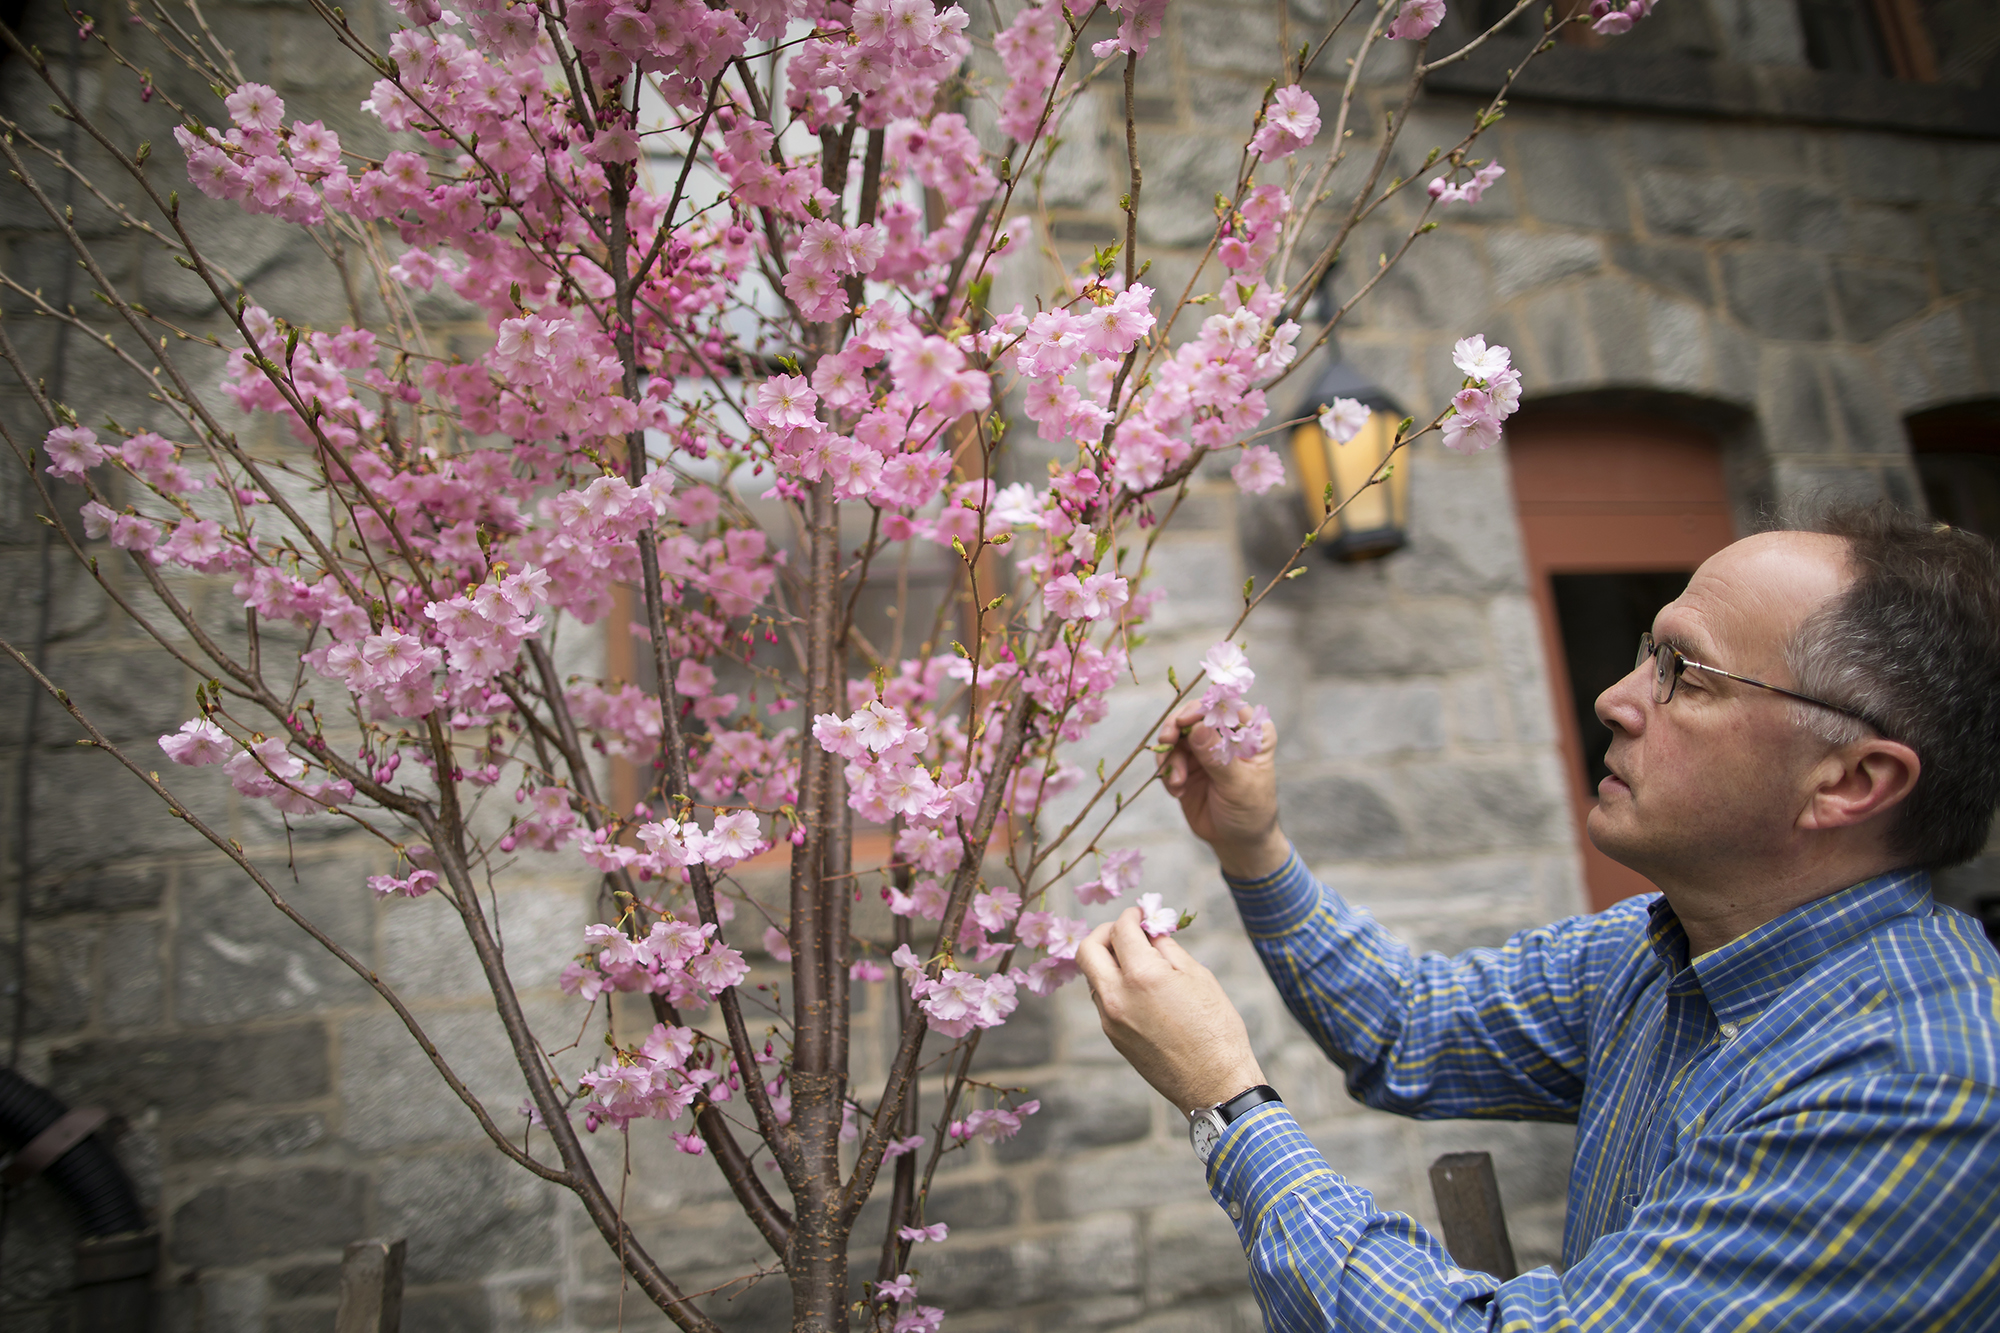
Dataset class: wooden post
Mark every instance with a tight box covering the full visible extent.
[1428,1151,1519,1281]
[336,1237,407,1333]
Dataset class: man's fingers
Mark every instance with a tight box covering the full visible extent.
[1076,919,1123,1001]
[1109,907,1169,974]
[1152,933,1202,974]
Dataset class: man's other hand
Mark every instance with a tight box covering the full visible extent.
[1078,906,1266,1117]
[1158,700,1290,880]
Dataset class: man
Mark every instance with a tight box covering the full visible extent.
[1077,507,2000,1330]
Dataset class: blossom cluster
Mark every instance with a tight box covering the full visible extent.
[1440,336,1524,454]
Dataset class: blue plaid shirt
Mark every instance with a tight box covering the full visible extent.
[1210,852,2000,1331]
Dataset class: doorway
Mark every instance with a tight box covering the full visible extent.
[1507,412,1737,910]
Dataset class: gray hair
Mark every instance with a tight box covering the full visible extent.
[1783,504,2000,869]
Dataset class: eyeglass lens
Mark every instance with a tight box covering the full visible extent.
[1637,633,1677,706]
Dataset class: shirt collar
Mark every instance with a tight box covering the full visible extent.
[1645,869,1934,1022]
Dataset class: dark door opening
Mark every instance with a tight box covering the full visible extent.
[1550,572,1693,794]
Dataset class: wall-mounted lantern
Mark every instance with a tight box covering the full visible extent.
[1289,359,1409,561]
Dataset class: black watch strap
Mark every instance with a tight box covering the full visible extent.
[1215,1084,1283,1125]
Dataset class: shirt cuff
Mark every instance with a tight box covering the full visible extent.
[1207,1101,1371,1248]
[1221,848,1320,938]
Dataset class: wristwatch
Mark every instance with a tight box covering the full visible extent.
[1188,1084,1282,1165]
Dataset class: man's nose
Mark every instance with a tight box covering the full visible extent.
[1597,659,1649,735]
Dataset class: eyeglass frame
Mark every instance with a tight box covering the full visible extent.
[1635,632,1880,732]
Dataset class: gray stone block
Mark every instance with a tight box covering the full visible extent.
[1147,1200,1249,1301]
[1181,4,1281,73]
[1840,132,1944,205]
[28,861,167,918]
[1831,263,1931,343]
[1945,143,2000,211]
[174,855,375,1026]
[19,747,193,881]
[267,1257,344,1303]
[101,916,165,1026]
[377,1150,559,1283]
[1037,91,1112,210]
[992,1067,1153,1163]
[1299,599,1485,675]
[1357,230,1491,331]
[1645,293,1709,392]
[168,1167,367,1266]
[926,1176,1020,1232]
[380,885,582,1003]
[0,925,92,1039]
[50,1024,330,1117]
[1301,680,1445,759]
[1278,772,1405,861]
[1917,307,1982,402]
[969,994,1054,1070]
[1399,760,1564,857]
[1032,1138,1211,1221]
[1757,347,1839,453]
[1487,230,1604,301]
[1845,203,1927,265]
[1637,172,1752,240]
[1134,132,1234,248]
[921,1212,1141,1310]
[1619,120,1714,170]
[338,1006,540,1152]
[1823,351,1906,455]
[1754,183,1847,251]
[391,1286,494,1333]
[1721,250,1835,341]
[168,1113,328,1161]
[1517,287,1596,389]
[1446,672,1505,747]
[1928,211,2000,298]
[1707,316,1762,409]
[1583,279,1653,382]
[1513,128,1632,232]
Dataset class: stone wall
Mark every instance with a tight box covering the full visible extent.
[3,1,1997,1331]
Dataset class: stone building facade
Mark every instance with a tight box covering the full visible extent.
[2,1,1997,1331]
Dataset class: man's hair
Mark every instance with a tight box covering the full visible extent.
[1785,503,2000,869]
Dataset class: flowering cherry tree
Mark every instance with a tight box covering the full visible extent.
[1,0,1651,1326]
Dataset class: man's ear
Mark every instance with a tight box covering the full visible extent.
[1800,738,1921,833]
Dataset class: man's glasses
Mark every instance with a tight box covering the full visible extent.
[1636,632,1878,730]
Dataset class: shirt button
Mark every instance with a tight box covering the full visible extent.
[1718,1022,1740,1041]
[1228,1200,1244,1221]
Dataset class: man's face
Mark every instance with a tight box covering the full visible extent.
[1586,532,1852,885]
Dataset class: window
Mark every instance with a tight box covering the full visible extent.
[1908,401,2000,542]
[1799,0,1943,81]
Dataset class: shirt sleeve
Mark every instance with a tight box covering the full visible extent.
[1208,1074,2000,1332]
[1226,851,1634,1121]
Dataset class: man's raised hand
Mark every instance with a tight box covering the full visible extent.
[1157,700,1290,880]
[1077,906,1267,1117]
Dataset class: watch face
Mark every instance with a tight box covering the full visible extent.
[1190,1110,1224,1164]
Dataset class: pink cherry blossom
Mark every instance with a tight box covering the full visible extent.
[1320,397,1371,443]
[1386,0,1446,40]
[43,425,105,478]
[1231,445,1285,494]
[1136,892,1181,939]
[159,718,237,765]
